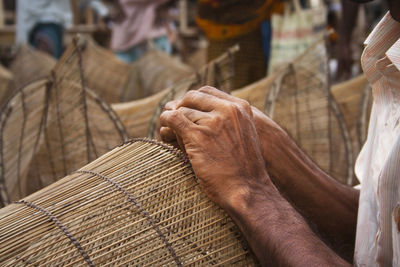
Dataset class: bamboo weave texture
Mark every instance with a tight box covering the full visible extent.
[0,139,258,266]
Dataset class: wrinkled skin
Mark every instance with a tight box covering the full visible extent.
[160,87,353,266]
[160,88,269,208]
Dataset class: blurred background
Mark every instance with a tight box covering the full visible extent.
[0,0,389,85]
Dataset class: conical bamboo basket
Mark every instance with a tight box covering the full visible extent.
[120,49,194,101]
[9,45,56,90]
[0,64,14,108]
[331,74,372,184]
[0,40,128,207]
[263,39,354,185]
[78,37,194,103]
[0,139,258,266]
[77,37,131,103]
[112,45,238,139]
[331,74,371,153]
[231,71,279,110]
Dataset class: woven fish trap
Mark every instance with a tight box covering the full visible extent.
[0,40,128,207]
[231,71,279,111]
[331,74,371,184]
[9,45,56,90]
[0,64,14,108]
[77,37,131,103]
[331,75,371,151]
[0,139,258,266]
[112,45,238,139]
[112,89,169,138]
[120,49,194,101]
[264,39,354,185]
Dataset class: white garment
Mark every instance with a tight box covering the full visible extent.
[16,0,73,44]
[110,0,169,52]
[355,12,400,266]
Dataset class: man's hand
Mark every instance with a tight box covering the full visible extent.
[160,86,270,210]
[160,87,351,266]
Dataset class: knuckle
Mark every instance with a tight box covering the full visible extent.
[238,101,252,114]
[198,86,217,93]
[165,100,178,110]
[169,109,181,120]
[222,102,237,113]
[210,114,222,125]
[183,90,198,100]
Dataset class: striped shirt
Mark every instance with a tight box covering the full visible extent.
[355,12,400,266]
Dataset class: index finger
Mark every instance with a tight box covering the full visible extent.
[177,90,225,112]
[198,86,248,105]
[159,109,193,139]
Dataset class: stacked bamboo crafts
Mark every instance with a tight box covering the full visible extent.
[121,48,194,101]
[9,45,56,90]
[0,39,128,207]
[331,74,372,172]
[112,45,238,138]
[78,37,194,103]
[265,40,354,185]
[0,139,258,266]
[0,64,14,107]
[234,39,354,185]
[76,37,131,103]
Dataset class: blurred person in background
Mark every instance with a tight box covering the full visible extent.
[106,0,176,63]
[196,0,283,89]
[16,0,109,59]
[16,0,72,59]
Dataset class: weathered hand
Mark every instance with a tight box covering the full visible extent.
[160,87,352,266]
[159,87,270,210]
[160,88,288,171]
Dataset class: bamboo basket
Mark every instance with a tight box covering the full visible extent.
[112,89,169,138]
[112,45,238,139]
[263,39,354,185]
[0,139,258,266]
[120,49,194,101]
[232,71,279,110]
[77,37,131,103]
[331,74,372,183]
[0,40,128,207]
[0,64,14,108]
[9,45,56,90]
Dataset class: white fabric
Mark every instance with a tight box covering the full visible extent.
[268,0,326,73]
[110,0,169,52]
[16,0,73,44]
[355,12,400,267]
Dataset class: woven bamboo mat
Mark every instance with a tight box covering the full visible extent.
[0,64,14,108]
[263,39,354,185]
[120,49,194,101]
[112,45,238,139]
[0,139,258,266]
[9,45,56,90]
[0,40,128,207]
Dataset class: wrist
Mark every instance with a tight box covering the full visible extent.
[222,172,277,225]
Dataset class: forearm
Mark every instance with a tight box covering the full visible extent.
[254,112,359,259]
[225,175,350,266]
